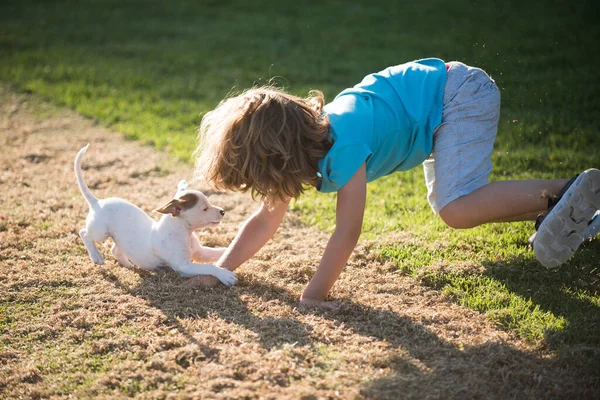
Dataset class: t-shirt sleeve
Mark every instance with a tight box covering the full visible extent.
[317,143,372,193]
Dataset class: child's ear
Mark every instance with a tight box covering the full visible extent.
[154,199,182,217]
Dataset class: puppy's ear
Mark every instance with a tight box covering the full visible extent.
[177,180,189,193]
[154,193,198,217]
[154,199,181,217]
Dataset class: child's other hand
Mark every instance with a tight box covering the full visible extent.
[183,275,220,288]
[298,297,342,310]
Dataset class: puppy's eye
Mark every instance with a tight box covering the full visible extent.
[203,207,209,212]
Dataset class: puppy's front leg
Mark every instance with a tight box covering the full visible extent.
[190,233,226,263]
[175,262,237,287]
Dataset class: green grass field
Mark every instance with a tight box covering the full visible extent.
[2,0,599,392]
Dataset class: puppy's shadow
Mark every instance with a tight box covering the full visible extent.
[100,267,312,350]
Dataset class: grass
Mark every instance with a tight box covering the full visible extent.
[2,0,598,159]
[1,0,599,397]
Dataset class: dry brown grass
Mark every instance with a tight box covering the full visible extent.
[1,84,598,399]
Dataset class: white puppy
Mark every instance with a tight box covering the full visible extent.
[74,144,236,286]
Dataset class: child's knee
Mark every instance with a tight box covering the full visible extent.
[439,202,477,229]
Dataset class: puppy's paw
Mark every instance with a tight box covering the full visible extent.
[215,268,238,287]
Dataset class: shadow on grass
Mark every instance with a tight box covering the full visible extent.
[401,237,600,377]
[313,301,594,399]
[480,240,600,361]
[100,269,313,351]
[100,266,599,399]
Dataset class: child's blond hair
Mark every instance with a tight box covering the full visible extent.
[194,87,331,201]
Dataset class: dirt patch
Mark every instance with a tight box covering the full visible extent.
[0,84,597,399]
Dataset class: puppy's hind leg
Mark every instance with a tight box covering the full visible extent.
[111,243,133,268]
[79,228,105,265]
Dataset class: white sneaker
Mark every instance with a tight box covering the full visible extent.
[533,168,600,268]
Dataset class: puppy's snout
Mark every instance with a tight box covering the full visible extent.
[219,209,225,216]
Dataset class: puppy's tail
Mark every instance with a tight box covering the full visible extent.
[74,144,99,209]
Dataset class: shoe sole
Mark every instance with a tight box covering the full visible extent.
[533,168,600,268]
[528,210,600,246]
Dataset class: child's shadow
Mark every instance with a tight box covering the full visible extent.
[299,298,598,398]
[480,241,600,355]
[100,267,597,398]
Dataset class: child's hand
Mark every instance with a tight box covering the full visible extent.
[298,297,342,310]
[183,275,220,288]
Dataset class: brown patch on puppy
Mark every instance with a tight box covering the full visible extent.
[177,193,200,210]
[154,193,199,217]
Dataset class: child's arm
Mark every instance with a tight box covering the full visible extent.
[216,197,290,272]
[300,163,367,305]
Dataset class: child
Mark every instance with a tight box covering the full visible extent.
[193,58,600,306]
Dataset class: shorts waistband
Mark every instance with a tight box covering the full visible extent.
[443,61,494,104]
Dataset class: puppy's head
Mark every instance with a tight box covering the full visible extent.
[154,189,225,229]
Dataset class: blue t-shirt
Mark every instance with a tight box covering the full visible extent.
[317,58,447,193]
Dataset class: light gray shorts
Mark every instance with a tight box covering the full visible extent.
[423,61,501,214]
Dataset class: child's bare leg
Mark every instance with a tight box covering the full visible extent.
[439,179,569,229]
